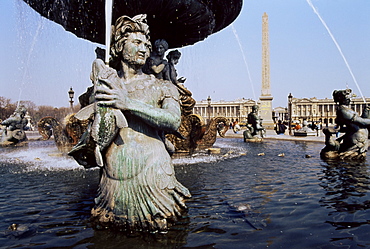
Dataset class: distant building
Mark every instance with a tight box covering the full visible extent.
[274,96,370,126]
[194,96,370,127]
[193,98,257,124]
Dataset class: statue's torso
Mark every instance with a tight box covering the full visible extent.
[104,75,174,179]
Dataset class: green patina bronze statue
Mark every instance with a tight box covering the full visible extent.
[69,14,191,232]
[321,89,370,160]
[243,105,266,142]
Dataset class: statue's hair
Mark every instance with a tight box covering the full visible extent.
[154,39,169,51]
[166,50,181,60]
[110,14,151,59]
[333,89,352,103]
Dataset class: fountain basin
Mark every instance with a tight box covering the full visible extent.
[1,138,369,248]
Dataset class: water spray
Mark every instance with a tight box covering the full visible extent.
[231,24,256,101]
[105,0,113,65]
[306,0,366,104]
[17,15,44,108]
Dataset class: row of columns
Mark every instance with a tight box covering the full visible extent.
[194,104,256,121]
[194,105,241,119]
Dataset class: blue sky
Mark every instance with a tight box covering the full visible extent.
[1,0,369,108]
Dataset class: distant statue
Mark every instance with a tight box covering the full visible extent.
[243,105,265,141]
[69,14,190,232]
[321,89,370,160]
[0,105,28,145]
[142,38,170,80]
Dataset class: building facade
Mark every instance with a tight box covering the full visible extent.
[289,96,370,126]
[193,98,257,124]
[194,96,370,127]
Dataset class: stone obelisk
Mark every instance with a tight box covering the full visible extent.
[259,12,274,128]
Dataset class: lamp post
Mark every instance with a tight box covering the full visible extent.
[284,107,288,121]
[326,108,329,127]
[207,96,211,124]
[288,93,293,135]
[68,87,75,111]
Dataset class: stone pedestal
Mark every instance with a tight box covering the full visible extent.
[259,95,274,129]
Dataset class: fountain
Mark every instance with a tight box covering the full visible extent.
[3,0,368,247]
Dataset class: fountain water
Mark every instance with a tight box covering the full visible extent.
[15,0,44,108]
[231,24,256,100]
[306,0,366,103]
[104,0,113,64]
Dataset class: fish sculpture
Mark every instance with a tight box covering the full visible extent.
[70,59,127,167]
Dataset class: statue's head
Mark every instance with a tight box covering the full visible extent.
[252,105,259,111]
[154,39,169,56]
[16,105,27,118]
[166,50,181,64]
[333,89,352,105]
[111,14,151,66]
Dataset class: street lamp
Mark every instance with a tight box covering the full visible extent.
[288,93,293,135]
[207,96,211,124]
[326,107,329,127]
[68,87,75,110]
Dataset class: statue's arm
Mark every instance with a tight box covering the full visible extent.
[96,77,181,131]
[152,64,165,74]
[352,114,370,126]
[340,107,370,126]
[124,84,181,131]
[1,116,19,126]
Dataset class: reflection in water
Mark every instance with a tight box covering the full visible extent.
[319,159,370,230]
[1,138,370,248]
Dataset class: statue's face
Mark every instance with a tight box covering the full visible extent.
[122,32,151,66]
[343,94,351,105]
[155,44,166,56]
[172,57,179,65]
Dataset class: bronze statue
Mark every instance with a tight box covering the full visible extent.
[37,114,89,153]
[142,39,170,79]
[166,50,196,116]
[243,105,265,141]
[196,116,229,149]
[69,14,190,232]
[0,105,28,145]
[164,49,227,153]
[167,114,228,154]
[321,89,370,160]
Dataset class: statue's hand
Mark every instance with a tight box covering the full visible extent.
[152,64,165,74]
[95,76,128,110]
[178,77,186,83]
[92,60,128,110]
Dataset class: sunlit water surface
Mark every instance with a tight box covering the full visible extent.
[1,138,370,249]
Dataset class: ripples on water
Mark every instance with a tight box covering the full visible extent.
[0,138,370,248]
